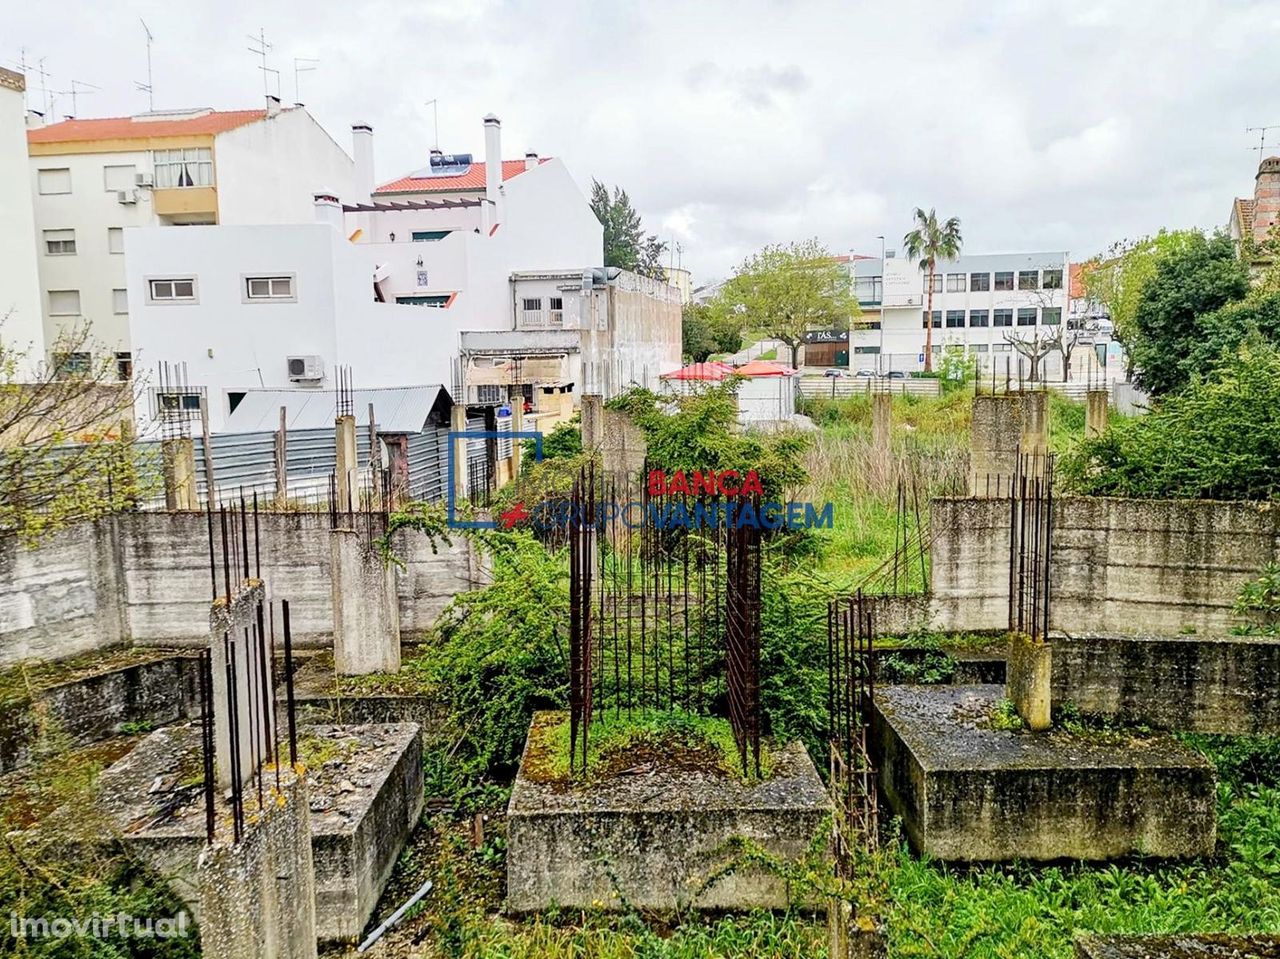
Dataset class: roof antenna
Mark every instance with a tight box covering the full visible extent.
[1246,124,1280,163]
[247,28,279,99]
[293,57,318,104]
[424,99,440,150]
[136,19,154,111]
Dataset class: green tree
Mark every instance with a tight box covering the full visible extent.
[902,207,962,372]
[682,302,743,362]
[708,239,858,367]
[589,179,668,280]
[1181,291,1280,379]
[1127,232,1250,396]
[1059,339,1280,500]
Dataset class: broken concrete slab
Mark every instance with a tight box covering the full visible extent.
[1074,933,1280,958]
[873,684,1216,861]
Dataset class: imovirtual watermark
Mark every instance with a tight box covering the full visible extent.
[9,910,192,941]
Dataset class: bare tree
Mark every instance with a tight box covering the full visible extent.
[1,317,152,542]
[1002,327,1056,383]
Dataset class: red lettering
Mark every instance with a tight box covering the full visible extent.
[741,470,764,496]
[669,470,690,496]
[718,470,740,496]
[692,471,717,496]
[648,470,665,496]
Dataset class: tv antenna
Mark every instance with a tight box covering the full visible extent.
[424,98,440,150]
[1246,124,1280,162]
[247,28,279,98]
[293,57,318,104]
[58,79,100,117]
[136,19,154,110]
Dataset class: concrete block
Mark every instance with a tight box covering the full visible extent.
[873,685,1216,861]
[968,393,1047,495]
[210,582,274,792]
[1075,933,1280,958]
[330,530,401,676]
[285,654,444,739]
[1007,634,1052,731]
[1053,632,1280,734]
[1085,389,1108,438]
[507,711,832,913]
[198,774,317,959]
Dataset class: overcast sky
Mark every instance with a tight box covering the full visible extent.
[9,0,1279,282]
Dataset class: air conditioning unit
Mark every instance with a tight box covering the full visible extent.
[135,172,154,188]
[116,189,138,204]
[286,355,324,383]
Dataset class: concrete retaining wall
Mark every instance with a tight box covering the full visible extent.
[931,496,1280,635]
[0,514,481,667]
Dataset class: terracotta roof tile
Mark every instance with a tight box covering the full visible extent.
[375,158,549,195]
[28,109,267,144]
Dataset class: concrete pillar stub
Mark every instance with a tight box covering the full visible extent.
[450,403,468,504]
[871,392,892,451]
[1085,389,1109,438]
[330,528,401,676]
[163,437,199,510]
[209,582,275,791]
[969,392,1049,496]
[197,773,317,959]
[580,393,603,451]
[335,415,358,510]
[1007,633,1052,732]
[511,404,524,477]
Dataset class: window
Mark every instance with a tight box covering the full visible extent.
[54,352,91,377]
[108,227,124,254]
[38,168,71,194]
[854,275,883,304]
[116,352,133,380]
[113,289,128,314]
[103,164,136,192]
[970,343,989,353]
[152,148,213,188]
[48,290,81,315]
[993,308,1013,327]
[411,230,450,242]
[244,275,295,301]
[1017,307,1037,326]
[853,345,881,354]
[1042,269,1063,290]
[521,297,543,326]
[853,320,882,330]
[148,277,197,303]
[44,229,76,255]
[921,310,940,328]
[931,344,943,354]
[993,343,1012,352]
[1042,307,1062,325]
[945,310,965,328]
[969,309,989,327]
[970,272,990,291]
[394,294,451,307]
[548,296,564,328]
[923,273,942,294]
[994,271,1014,291]
[946,273,966,293]
[1018,270,1039,291]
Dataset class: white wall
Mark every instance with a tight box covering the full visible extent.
[213,109,357,225]
[29,147,153,356]
[0,75,43,375]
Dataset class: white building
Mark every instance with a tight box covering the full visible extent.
[126,114,613,432]
[27,98,359,375]
[0,69,43,376]
[846,251,1070,375]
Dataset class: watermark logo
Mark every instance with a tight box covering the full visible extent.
[9,911,192,941]
[446,430,544,529]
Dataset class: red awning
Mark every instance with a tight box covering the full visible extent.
[735,360,797,376]
[662,361,736,381]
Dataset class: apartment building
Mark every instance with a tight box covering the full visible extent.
[846,250,1069,372]
[27,98,358,374]
[0,70,42,377]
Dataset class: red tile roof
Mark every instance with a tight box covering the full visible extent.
[28,109,267,144]
[375,158,550,195]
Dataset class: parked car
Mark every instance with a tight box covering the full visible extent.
[854,368,877,378]
[823,368,850,377]
[884,370,906,379]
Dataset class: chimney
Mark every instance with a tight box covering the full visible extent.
[524,150,538,171]
[483,114,503,231]
[313,192,344,232]
[352,124,375,202]
[1254,156,1280,244]
[266,95,282,118]
[25,109,44,128]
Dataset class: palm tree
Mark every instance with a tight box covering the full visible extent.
[903,208,963,372]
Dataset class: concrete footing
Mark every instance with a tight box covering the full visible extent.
[1007,633,1052,731]
[506,711,831,913]
[1052,632,1280,734]
[1075,933,1280,958]
[197,774,317,959]
[330,530,401,676]
[969,392,1048,495]
[873,684,1216,861]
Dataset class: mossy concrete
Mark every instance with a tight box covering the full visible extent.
[873,684,1216,862]
[507,710,832,913]
[1075,933,1280,958]
[1052,632,1280,734]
